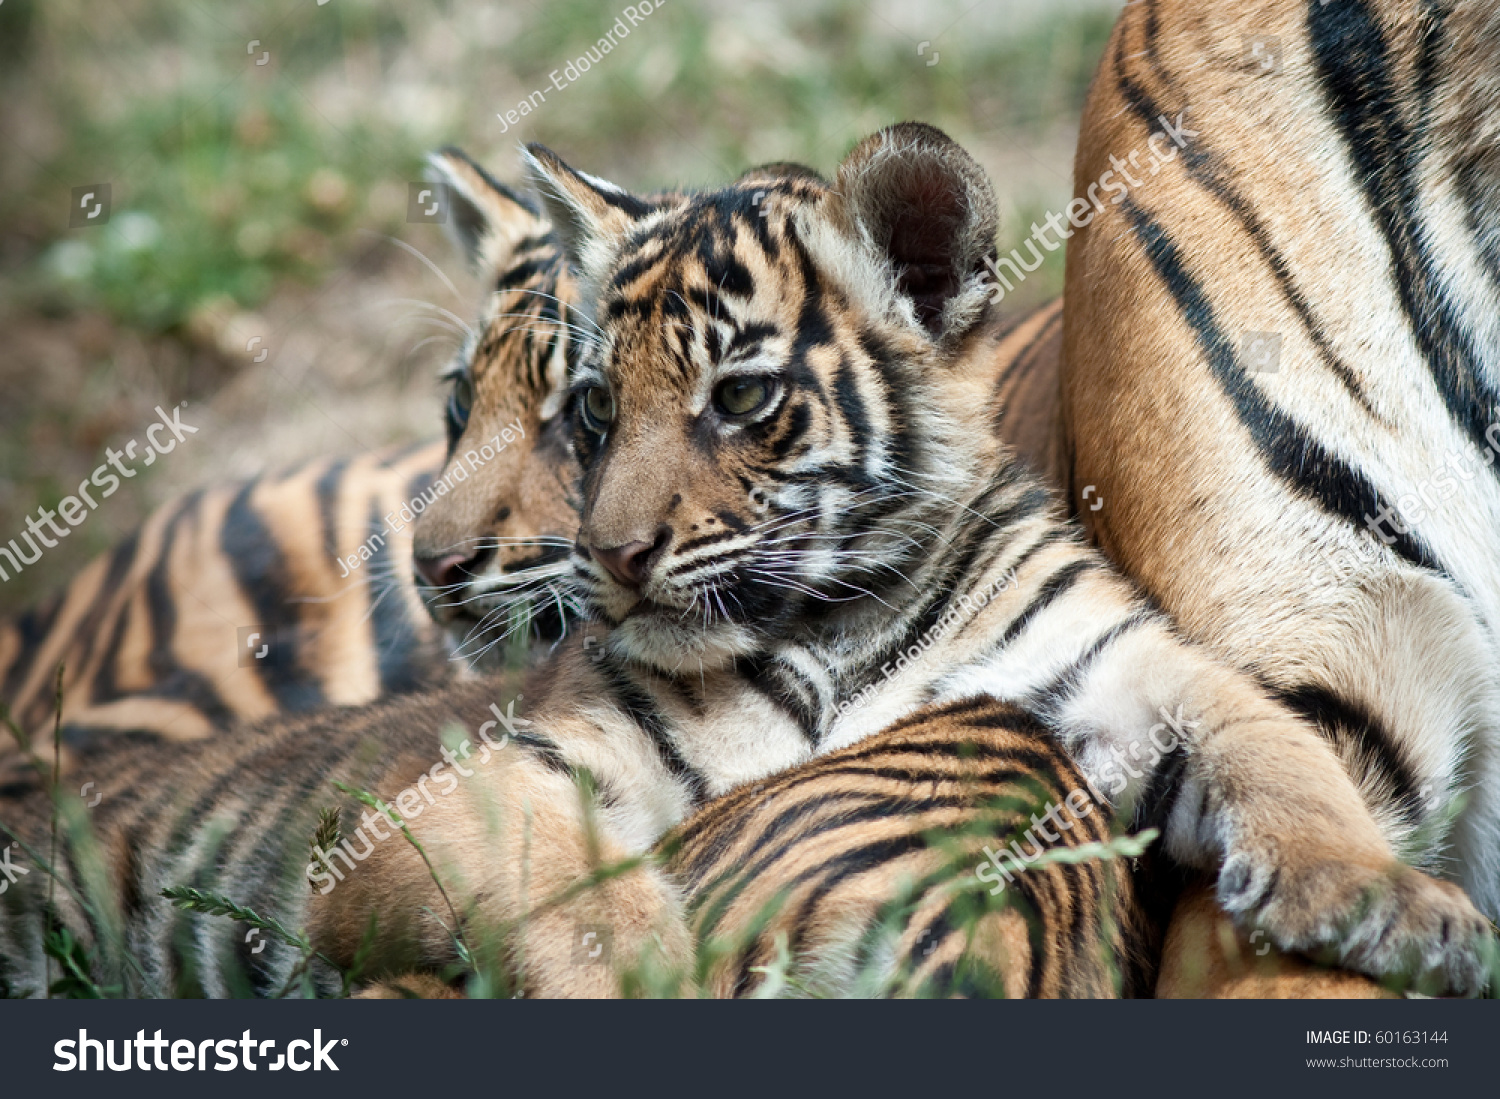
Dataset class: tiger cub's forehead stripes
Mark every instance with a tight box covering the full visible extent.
[591,180,903,483]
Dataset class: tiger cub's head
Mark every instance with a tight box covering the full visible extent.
[408,149,588,662]
[524,123,1002,672]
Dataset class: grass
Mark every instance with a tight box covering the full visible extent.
[4,0,1109,335]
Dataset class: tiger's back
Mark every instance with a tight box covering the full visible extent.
[0,442,450,762]
[672,696,1153,998]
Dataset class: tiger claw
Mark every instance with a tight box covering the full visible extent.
[1216,848,1495,996]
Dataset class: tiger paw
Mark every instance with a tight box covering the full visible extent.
[1216,847,1496,996]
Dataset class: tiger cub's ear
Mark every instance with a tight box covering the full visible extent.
[832,122,998,347]
[522,142,654,280]
[423,147,549,276]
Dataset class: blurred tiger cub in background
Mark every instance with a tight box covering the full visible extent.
[0,443,447,766]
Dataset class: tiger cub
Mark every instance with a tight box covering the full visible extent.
[2,123,1485,998]
[0,152,588,782]
[0,150,1113,997]
[1059,0,1500,973]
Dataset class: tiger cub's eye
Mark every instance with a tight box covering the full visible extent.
[583,386,615,430]
[449,375,475,430]
[714,377,770,417]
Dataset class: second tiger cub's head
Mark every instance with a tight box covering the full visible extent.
[408,149,585,662]
[524,123,1000,671]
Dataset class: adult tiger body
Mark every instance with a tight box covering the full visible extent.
[3,124,1484,999]
[1061,0,1500,933]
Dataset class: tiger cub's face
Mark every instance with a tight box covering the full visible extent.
[525,124,1002,672]
[408,150,586,663]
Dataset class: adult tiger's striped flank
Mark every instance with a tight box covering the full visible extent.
[1061,0,1500,933]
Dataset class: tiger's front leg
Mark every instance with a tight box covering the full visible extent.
[1073,625,1495,995]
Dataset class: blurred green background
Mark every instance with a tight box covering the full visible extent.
[0,0,1121,614]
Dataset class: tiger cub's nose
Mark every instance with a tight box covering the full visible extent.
[590,530,668,590]
[414,551,477,590]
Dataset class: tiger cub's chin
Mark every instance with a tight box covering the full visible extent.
[609,612,760,674]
